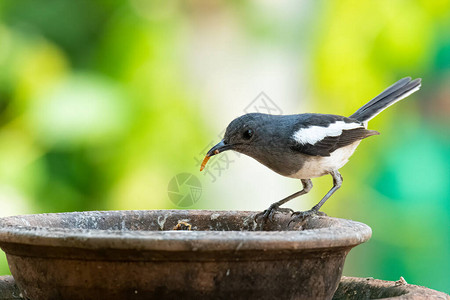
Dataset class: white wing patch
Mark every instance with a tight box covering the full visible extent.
[292,121,363,145]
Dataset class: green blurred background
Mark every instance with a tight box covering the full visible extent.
[0,0,449,293]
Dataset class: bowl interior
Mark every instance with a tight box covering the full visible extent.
[0,210,341,232]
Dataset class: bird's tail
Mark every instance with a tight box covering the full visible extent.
[350,77,422,123]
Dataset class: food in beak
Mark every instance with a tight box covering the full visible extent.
[200,150,220,171]
[200,155,210,171]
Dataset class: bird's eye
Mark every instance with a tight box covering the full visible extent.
[242,129,254,140]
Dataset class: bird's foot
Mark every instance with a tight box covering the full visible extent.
[289,209,327,226]
[255,203,294,223]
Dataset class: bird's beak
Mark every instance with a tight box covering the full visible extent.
[206,140,233,156]
[200,140,233,171]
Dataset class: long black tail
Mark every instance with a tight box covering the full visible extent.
[350,77,422,123]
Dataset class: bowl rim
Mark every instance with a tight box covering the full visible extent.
[0,210,372,251]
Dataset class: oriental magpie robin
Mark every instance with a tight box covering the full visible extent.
[201,77,421,220]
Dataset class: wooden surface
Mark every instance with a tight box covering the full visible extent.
[1,275,448,300]
[0,276,21,300]
[333,276,449,300]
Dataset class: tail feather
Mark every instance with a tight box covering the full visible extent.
[350,77,422,123]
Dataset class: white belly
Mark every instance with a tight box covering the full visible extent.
[288,141,361,179]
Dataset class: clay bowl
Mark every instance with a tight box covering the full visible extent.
[0,210,371,300]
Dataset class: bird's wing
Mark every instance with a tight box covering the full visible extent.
[289,114,379,156]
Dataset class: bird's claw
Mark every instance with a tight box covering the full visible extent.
[288,209,327,226]
[255,204,294,223]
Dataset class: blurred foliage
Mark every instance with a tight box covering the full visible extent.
[0,0,449,294]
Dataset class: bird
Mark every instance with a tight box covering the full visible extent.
[200,77,422,220]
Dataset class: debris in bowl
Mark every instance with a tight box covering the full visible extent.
[173,221,192,230]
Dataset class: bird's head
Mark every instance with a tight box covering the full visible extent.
[200,113,267,171]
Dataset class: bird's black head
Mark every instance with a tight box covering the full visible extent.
[201,113,286,172]
[200,113,301,176]
[207,113,267,157]
[224,113,264,151]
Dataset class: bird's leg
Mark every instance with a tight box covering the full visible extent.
[291,170,342,220]
[257,179,313,221]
